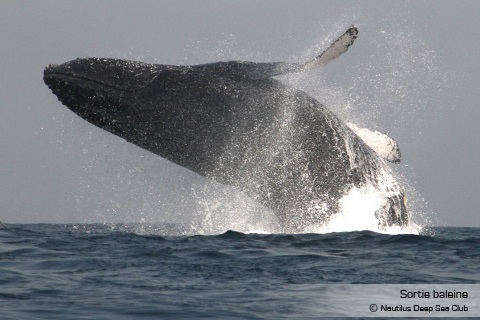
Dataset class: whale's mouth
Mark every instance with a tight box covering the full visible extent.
[43,67,123,93]
[43,58,165,93]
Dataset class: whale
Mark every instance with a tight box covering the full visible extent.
[43,26,408,233]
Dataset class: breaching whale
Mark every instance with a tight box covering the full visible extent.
[44,26,408,233]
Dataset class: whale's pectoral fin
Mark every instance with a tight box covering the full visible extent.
[207,25,359,79]
[300,25,358,71]
[266,25,359,76]
[347,123,401,163]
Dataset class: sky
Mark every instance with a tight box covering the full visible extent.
[0,0,479,227]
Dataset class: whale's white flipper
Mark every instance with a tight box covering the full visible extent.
[302,25,358,71]
[347,123,401,163]
[211,26,358,78]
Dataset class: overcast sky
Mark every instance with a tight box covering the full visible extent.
[1,1,479,227]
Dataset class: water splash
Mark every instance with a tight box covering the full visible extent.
[183,22,436,236]
[305,183,420,235]
[191,182,281,235]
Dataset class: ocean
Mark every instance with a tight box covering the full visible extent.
[0,224,478,319]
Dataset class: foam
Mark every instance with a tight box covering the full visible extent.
[304,183,420,235]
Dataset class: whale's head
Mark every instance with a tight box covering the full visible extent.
[43,58,168,134]
[43,58,198,157]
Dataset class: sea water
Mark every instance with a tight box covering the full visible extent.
[0,224,478,319]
